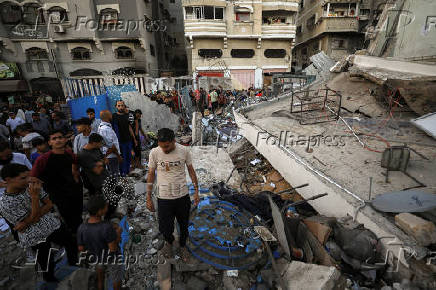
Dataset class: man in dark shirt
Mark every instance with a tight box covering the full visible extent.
[78,133,109,196]
[32,112,51,138]
[31,129,83,233]
[112,100,137,176]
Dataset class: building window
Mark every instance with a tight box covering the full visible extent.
[23,4,45,25]
[360,9,370,16]
[170,0,175,3]
[26,48,49,60]
[0,3,21,24]
[185,6,224,20]
[48,61,55,72]
[150,44,155,56]
[198,49,222,58]
[100,8,118,26]
[71,47,91,60]
[332,39,346,49]
[296,26,302,34]
[264,49,286,58]
[215,7,224,20]
[302,47,308,56]
[263,16,286,25]
[37,61,44,72]
[231,49,254,58]
[306,15,315,29]
[235,12,250,22]
[115,46,134,59]
[204,6,214,19]
[49,7,68,23]
[170,17,176,23]
[325,3,357,17]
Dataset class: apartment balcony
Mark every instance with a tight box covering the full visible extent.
[184,19,226,38]
[262,24,296,39]
[262,0,299,12]
[321,17,359,33]
[297,17,359,45]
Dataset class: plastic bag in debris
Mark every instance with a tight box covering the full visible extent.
[333,223,378,263]
[197,198,211,210]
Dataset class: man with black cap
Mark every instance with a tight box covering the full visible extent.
[73,117,92,154]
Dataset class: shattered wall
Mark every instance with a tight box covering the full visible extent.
[121,90,180,132]
[368,0,436,60]
[393,0,436,60]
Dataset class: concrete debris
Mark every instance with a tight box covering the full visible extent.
[395,213,436,246]
[280,261,341,290]
[330,58,350,73]
[121,90,180,132]
[303,51,336,81]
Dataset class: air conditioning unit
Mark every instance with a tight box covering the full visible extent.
[54,25,65,33]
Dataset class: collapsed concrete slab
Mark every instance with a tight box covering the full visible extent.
[233,96,436,268]
[121,90,180,132]
[351,56,436,78]
[349,55,436,115]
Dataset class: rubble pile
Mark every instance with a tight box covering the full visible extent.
[0,232,27,289]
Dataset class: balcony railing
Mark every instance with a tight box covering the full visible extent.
[262,24,296,39]
[184,19,226,37]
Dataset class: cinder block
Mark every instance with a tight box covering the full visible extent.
[281,261,341,290]
[395,213,436,246]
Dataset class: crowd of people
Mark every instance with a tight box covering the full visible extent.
[144,87,268,117]
[0,98,153,289]
[0,85,268,289]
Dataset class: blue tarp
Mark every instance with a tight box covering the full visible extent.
[67,93,109,121]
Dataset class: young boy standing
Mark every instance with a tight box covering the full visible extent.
[77,196,123,290]
[30,138,48,164]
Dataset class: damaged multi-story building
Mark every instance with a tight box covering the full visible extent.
[0,0,186,97]
[182,0,299,90]
[292,0,385,72]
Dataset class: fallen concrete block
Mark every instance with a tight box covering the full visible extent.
[281,261,341,290]
[395,213,436,246]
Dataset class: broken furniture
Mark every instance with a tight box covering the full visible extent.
[381,145,428,189]
[290,88,342,125]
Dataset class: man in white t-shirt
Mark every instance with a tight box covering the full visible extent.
[6,111,25,133]
[16,124,43,158]
[146,128,199,261]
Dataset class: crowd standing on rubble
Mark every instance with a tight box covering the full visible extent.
[0,86,269,288]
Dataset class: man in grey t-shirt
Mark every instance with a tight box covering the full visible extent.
[146,128,199,261]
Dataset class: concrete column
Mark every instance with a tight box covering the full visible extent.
[191,112,202,146]
[326,3,330,17]
[254,67,263,89]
